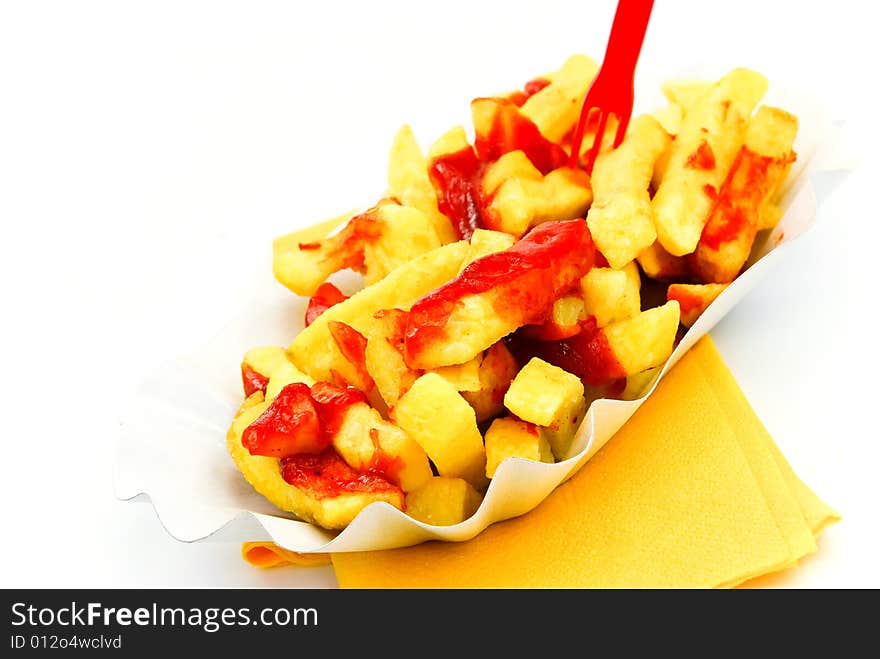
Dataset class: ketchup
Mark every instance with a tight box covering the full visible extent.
[699,148,794,250]
[327,321,374,392]
[428,145,484,241]
[280,450,402,500]
[241,364,269,397]
[507,316,625,388]
[242,382,325,458]
[685,140,716,170]
[305,283,348,327]
[404,219,595,366]
[473,98,568,175]
[427,92,569,240]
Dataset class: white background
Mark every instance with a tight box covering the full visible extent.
[1,0,877,588]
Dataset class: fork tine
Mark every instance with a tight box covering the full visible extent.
[584,111,609,175]
[613,111,630,148]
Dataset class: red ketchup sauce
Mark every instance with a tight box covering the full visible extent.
[667,287,704,320]
[507,316,625,388]
[327,321,374,392]
[242,382,325,458]
[280,450,402,500]
[241,364,269,397]
[473,98,568,175]
[508,77,551,107]
[699,148,794,250]
[243,379,404,493]
[427,91,568,240]
[685,140,716,170]
[428,145,484,241]
[404,219,595,366]
[305,283,348,327]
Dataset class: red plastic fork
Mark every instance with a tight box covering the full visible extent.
[568,0,654,174]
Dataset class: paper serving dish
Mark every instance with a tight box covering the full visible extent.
[114,69,833,553]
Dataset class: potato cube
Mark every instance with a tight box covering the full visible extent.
[550,294,586,327]
[484,417,554,478]
[392,373,488,489]
[542,394,587,460]
[405,477,483,526]
[667,283,728,328]
[580,262,641,328]
[603,301,680,376]
[621,366,662,400]
[504,357,585,428]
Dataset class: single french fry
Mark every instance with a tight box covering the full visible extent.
[387,125,457,244]
[691,106,798,283]
[521,54,599,143]
[587,114,670,268]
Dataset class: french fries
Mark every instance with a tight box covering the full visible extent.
[226,56,799,531]
[587,115,670,269]
[652,68,768,256]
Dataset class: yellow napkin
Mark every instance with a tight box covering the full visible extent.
[244,336,838,587]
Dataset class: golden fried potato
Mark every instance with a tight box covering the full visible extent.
[405,477,483,526]
[602,300,680,376]
[362,204,444,285]
[484,417,554,478]
[581,262,641,328]
[503,357,586,459]
[652,68,768,256]
[431,354,483,392]
[392,373,488,489]
[458,228,516,273]
[487,165,592,237]
[636,240,690,281]
[691,106,798,283]
[587,115,671,269]
[331,401,432,493]
[461,341,519,423]
[363,309,417,407]
[387,124,457,244]
[667,282,729,327]
[289,240,469,384]
[520,54,599,142]
[226,396,404,530]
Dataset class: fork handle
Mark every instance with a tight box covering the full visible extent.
[602,0,654,77]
